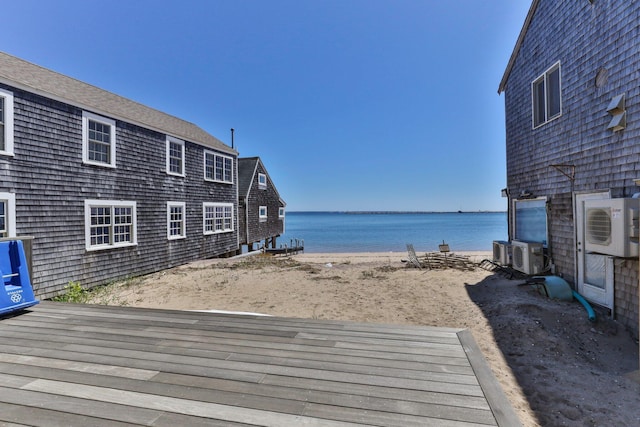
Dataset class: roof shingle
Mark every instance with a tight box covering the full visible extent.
[0,51,235,154]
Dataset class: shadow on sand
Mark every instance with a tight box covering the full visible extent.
[465,273,639,426]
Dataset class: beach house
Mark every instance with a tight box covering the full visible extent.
[237,157,286,252]
[498,0,639,336]
[0,51,238,298]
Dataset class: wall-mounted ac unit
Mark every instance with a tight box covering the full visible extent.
[492,240,511,266]
[584,198,639,258]
[511,240,544,275]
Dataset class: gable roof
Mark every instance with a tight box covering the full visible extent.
[238,157,260,198]
[0,51,235,154]
[238,157,284,205]
[498,0,540,94]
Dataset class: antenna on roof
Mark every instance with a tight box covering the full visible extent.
[230,128,235,149]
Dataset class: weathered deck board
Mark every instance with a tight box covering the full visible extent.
[0,302,521,426]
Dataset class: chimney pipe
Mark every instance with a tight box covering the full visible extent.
[230,128,235,149]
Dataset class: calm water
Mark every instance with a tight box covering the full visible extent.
[278,212,507,253]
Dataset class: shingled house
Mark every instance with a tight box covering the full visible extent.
[237,157,285,252]
[0,51,238,298]
[498,0,639,336]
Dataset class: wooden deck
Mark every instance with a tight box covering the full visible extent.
[0,302,520,426]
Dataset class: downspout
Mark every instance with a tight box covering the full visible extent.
[245,192,249,252]
[232,128,240,253]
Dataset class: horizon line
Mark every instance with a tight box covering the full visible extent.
[286,210,507,214]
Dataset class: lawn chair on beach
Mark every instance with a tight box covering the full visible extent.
[405,244,423,269]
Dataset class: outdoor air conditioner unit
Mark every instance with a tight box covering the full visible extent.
[492,240,511,266]
[511,240,544,275]
[584,198,639,258]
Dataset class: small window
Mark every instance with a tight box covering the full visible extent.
[0,88,15,157]
[259,206,267,222]
[0,192,16,238]
[83,112,116,168]
[166,136,185,176]
[279,207,285,219]
[204,151,233,184]
[532,62,562,128]
[84,200,137,250]
[167,202,186,240]
[258,173,267,189]
[203,202,234,234]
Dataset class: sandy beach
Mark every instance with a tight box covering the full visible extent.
[86,251,640,426]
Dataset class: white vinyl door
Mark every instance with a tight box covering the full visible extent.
[575,192,614,309]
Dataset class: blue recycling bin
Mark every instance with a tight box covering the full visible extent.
[0,240,38,315]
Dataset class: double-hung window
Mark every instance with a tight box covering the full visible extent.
[259,206,267,222]
[279,207,285,219]
[0,192,16,238]
[166,136,185,176]
[203,203,233,234]
[84,200,137,250]
[258,173,267,189]
[167,202,186,239]
[83,112,116,167]
[0,88,15,157]
[204,151,233,184]
[532,62,562,128]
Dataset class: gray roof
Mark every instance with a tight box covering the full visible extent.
[0,51,235,154]
[238,157,285,205]
[238,157,260,198]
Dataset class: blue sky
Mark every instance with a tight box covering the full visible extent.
[3,0,530,212]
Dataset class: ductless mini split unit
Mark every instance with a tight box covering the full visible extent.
[492,240,511,266]
[584,198,639,258]
[511,240,544,275]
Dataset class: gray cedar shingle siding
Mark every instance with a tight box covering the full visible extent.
[500,1,639,336]
[238,157,285,248]
[0,53,238,298]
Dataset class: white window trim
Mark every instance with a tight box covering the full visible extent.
[0,88,15,157]
[259,206,268,222]
[0,192,16,237]
[203,150,234,184]
[531,61,562,129]
[278,207,285,219]
[258,173,267,189]
[82,111,116,168]
[166,136,186,177]
[203,202,234,234]
[167,201,186,240]
[84,199,137,251]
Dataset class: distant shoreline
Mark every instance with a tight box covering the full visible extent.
[287,210,507,214]
[290,250,493,262]
[279,211,507,253]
